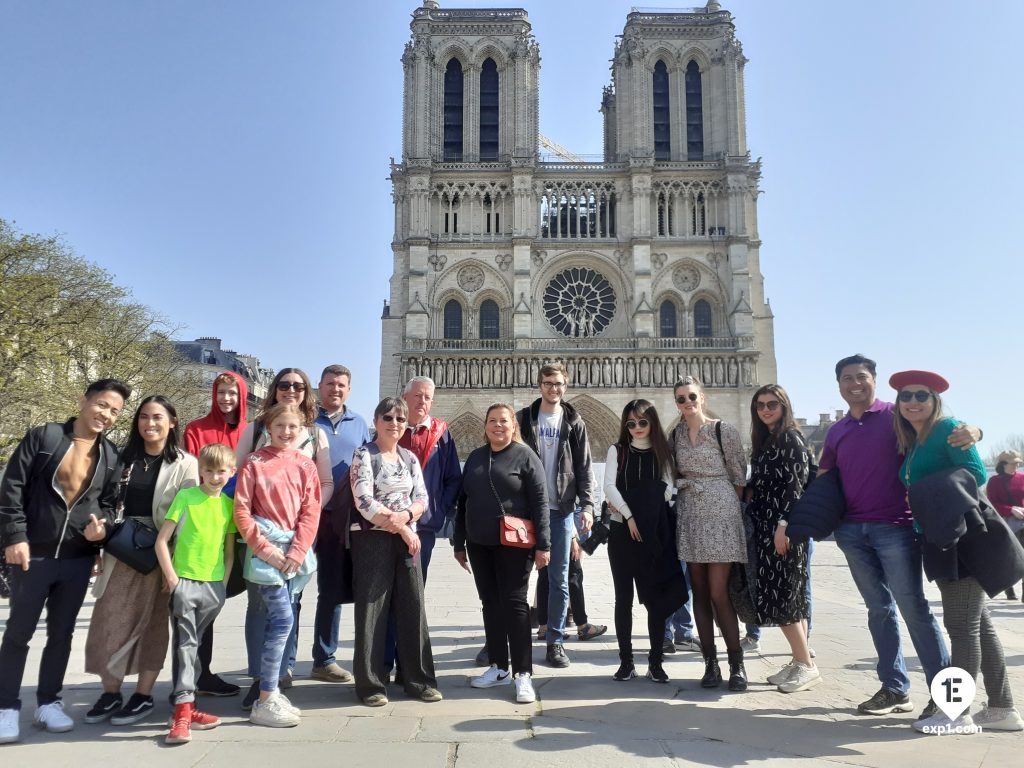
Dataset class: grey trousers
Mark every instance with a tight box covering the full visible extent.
[170,578,226,704]
[351,530,436,700]
[936,576,1013,709]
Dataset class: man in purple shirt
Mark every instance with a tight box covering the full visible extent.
[820,354,977,722]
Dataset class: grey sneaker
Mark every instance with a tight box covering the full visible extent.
[545,643,570,668]
[739,635,760,653]
[777,662,821,693]
[972,706,1023,731]
[674,637,703,653]
[250,694,300,728]
[766,661,797,686]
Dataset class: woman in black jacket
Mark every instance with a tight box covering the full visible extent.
[454,404,551,705]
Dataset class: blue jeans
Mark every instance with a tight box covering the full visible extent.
[665,560,694,641]
[312,532,344,668]
[246,582,300,680]
[545,510,575,645]
[746,539,816,642]
[253,584,295,693]
[834,521,949,694]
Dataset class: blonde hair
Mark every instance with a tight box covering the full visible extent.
[483,403,522,444]
[199,443,236,472]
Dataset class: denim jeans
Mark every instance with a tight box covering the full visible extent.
[246,582,299,680]
[545,510,575,645]
[253,584,294,693]
[834,521,949,694]
[665,560,694,641]
[745,539,816,642]
[312,532,344,668]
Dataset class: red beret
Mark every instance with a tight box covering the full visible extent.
[888,370,949,393]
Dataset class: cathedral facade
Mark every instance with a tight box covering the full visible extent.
[381,1,777,460]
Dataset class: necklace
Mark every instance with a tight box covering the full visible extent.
[140,455,161,473]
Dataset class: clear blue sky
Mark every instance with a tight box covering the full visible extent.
[2,1,1021,452]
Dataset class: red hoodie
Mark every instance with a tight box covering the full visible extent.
[183,371,249,454]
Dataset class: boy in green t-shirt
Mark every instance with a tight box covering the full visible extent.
[155,443,237,745]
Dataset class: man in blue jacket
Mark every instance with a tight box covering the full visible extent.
[399,376,462,581]
[0,378,129,744]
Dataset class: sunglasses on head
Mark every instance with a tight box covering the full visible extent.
[277,381,306,392]
[898,390,932,403]
[625,419,650,430]
[755,400,780,412]
[675,393,699,404]
[381,414,408,423]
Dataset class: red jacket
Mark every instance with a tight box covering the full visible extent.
[183,371,249,454]
[986,471,1024,518]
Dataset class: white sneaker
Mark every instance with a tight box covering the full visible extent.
[249,693,300,728]
[739,635,760,653]
[777,662,821,693]
[809,647,816,658]
[33,701,74,733]
[912,712,977,735]
[275,692,301,717]
[471,664,512,689]
[0,708,19,744]
[973,706,1024,731]
[514,673,536,704]
[766,660,797,686]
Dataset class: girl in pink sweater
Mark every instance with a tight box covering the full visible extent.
[233,404,321,728]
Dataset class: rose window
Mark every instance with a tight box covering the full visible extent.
[542,267,616,337]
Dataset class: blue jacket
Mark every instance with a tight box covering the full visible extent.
[400,420,462,533]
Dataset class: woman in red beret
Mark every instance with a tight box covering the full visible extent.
[892,370,1021,734]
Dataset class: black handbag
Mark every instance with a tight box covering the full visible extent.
[580,501,611,555]
[105,463,158,574]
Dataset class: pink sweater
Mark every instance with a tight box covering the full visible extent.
[986,471,1024,518]
[234,446,321,562]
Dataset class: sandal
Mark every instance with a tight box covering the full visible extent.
[577,623,608,641]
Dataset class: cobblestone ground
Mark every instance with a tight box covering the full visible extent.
[1,540,1021,766]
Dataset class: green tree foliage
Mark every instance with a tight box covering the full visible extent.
[0,219,206,458]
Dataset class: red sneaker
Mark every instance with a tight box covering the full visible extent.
[190,708,221,731]
[166,703,192,745]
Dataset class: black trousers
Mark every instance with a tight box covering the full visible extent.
[535,560,588,627]
[608,521,669,663]
[467,542,535,675]
[0,556,92,709]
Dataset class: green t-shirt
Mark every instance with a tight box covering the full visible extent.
[165,486,237,582]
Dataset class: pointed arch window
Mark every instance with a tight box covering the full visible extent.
[443,299,463,339]
[653,60,670,160]
[479,299,500,339]
[694,299,713,337]
[444,58,464,161]
[685,60,704,160]
[659,300,677,337]
[479,58,499,161]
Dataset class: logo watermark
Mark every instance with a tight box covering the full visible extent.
[920,667,982,734]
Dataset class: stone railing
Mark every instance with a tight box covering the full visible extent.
[399,350,758,390]
[405,336,750,353]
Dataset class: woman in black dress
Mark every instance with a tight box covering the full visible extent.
[746,384,819,693]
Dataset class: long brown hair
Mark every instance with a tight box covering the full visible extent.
[615,400,671,475]
[749,384,800,460]
[257,367,318,427]
[893,389,944,455]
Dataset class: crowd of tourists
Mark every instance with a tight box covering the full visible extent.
[1,354,1022,746]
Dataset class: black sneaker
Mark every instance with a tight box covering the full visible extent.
[196,674,240,697]
[646,663,669,684]
[918,698,938,720]
[84,692,123,724]
[241,680,260,712]
[662,639,676,655]
[545,643,570,668]
[857,687,913,715]
[612,661,636,681]
[109,693,154,725]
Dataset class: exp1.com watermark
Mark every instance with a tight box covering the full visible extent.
[918,667,983,735]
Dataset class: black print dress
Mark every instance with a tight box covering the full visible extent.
[745,428,810,626]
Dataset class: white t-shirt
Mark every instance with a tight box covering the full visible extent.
[536,409,563,510]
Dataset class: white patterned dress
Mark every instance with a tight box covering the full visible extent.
[670,420,748,563]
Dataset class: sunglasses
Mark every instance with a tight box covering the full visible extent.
[277,381,306,392]
[898,390,932,403]
[381,414,408,424]
[675,393,699,404]
[625,419,650,430]
[755,400,780,412]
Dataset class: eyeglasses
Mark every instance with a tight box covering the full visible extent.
[540,381,565,390]
[277,381,306,392]
[625,419,650,430]
[675,393,699,404]
[897,390,932,403]
[381,414,408,423]
[755,400,781,412]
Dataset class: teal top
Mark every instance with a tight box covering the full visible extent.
[899,417,987,490]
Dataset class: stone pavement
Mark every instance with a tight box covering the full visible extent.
[1,540,1022,766]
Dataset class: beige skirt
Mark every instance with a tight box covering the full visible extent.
[84,558,169,683]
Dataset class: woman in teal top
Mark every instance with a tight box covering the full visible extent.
[891,369,1021,734]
